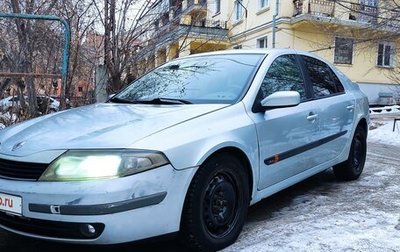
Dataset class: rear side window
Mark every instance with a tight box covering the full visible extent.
[302,56,345,98]
[258,54,306,101]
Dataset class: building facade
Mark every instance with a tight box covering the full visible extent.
[139,0,400,105]
[228,0,400,105]
[134,0,231,76]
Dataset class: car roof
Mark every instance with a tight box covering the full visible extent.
[177,48,325,62]
[178,49,277,59]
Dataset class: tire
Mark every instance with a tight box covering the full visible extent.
[180,154,250,251]
[333,126,367,181]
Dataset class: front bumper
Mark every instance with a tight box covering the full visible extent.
[0,164,197,244]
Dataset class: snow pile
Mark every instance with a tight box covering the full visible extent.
[368,120,400,146]
[369,105,400,114]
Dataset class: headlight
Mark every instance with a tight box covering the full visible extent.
[39,150,169,181]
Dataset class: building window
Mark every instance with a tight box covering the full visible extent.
[259,0,269,9]
[234,0,244,22]
[233,45,242,49]
[377,42,395,67]
[215,0,221,14]
[334,37,354,64]
[78,87,83,92]
[257,37,268,48]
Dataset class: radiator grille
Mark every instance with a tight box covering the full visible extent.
[0,158,48,180]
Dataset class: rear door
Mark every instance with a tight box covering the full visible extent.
[299,55,355,164]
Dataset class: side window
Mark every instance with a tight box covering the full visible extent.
[258,54,306,101]
[330,70,345,93]
[302,56,344,98]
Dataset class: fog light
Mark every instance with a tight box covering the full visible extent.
[80,224,97,238]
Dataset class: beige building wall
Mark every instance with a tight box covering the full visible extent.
[290,28,400,85]
[207,0,234,21]
[223,0,398,88]
[228,0,293,39]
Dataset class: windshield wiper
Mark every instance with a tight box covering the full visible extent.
[134,97,192,105]
[109,96,192,105]
[109,97,138,104]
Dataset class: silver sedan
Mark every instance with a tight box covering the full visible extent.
[0,49,369,251]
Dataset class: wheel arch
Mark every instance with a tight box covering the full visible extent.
[357,117,368,137]
[179,146,253,250]
[197,146,254,200]
[185,145,258,201]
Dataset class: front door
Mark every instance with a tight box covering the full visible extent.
[249,54,321,190]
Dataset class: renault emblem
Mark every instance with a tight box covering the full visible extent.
[12,141,25,151]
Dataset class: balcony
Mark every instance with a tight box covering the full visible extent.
[293,0,382,27]
[151,17,228,49]
[349,2,378,24]
[183,0,207,16]
[187,19,228,30]
[294,0,334,17]
[179,18,228,39]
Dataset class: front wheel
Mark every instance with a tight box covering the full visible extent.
[180,154,249,251]
[333,127,367,181]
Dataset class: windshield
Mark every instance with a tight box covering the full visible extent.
[113,54,264,104]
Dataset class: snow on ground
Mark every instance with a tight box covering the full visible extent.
[368,113,400,146]
[223,114,400,252]
[369,105,400,115]
[223,142,400,252]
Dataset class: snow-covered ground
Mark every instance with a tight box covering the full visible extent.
[369,116,400,146]
[223,114,400,252]
[369,105,400,115]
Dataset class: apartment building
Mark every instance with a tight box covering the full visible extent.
[139,0,400,105]
[228,0,400,105]
[135,0,231,76]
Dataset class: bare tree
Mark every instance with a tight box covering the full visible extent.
[57,1,98,105]
[0,0,61,123]
[99,0,229,93]
[0,0,229,126]
[0,0,100,125]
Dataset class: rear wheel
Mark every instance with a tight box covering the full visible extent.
[180,154,249,251]
[333,127,367,181]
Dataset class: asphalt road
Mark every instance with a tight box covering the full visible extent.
[1,141,399,252]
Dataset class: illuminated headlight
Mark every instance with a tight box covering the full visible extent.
[39,150,169,181]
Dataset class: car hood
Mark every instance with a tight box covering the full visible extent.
[0,103,227,157]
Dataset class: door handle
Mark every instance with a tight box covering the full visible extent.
[346,105,355,111]
[307,112,318,121]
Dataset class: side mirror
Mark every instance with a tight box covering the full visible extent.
[108,94,115,100]
[261,91,300,108]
